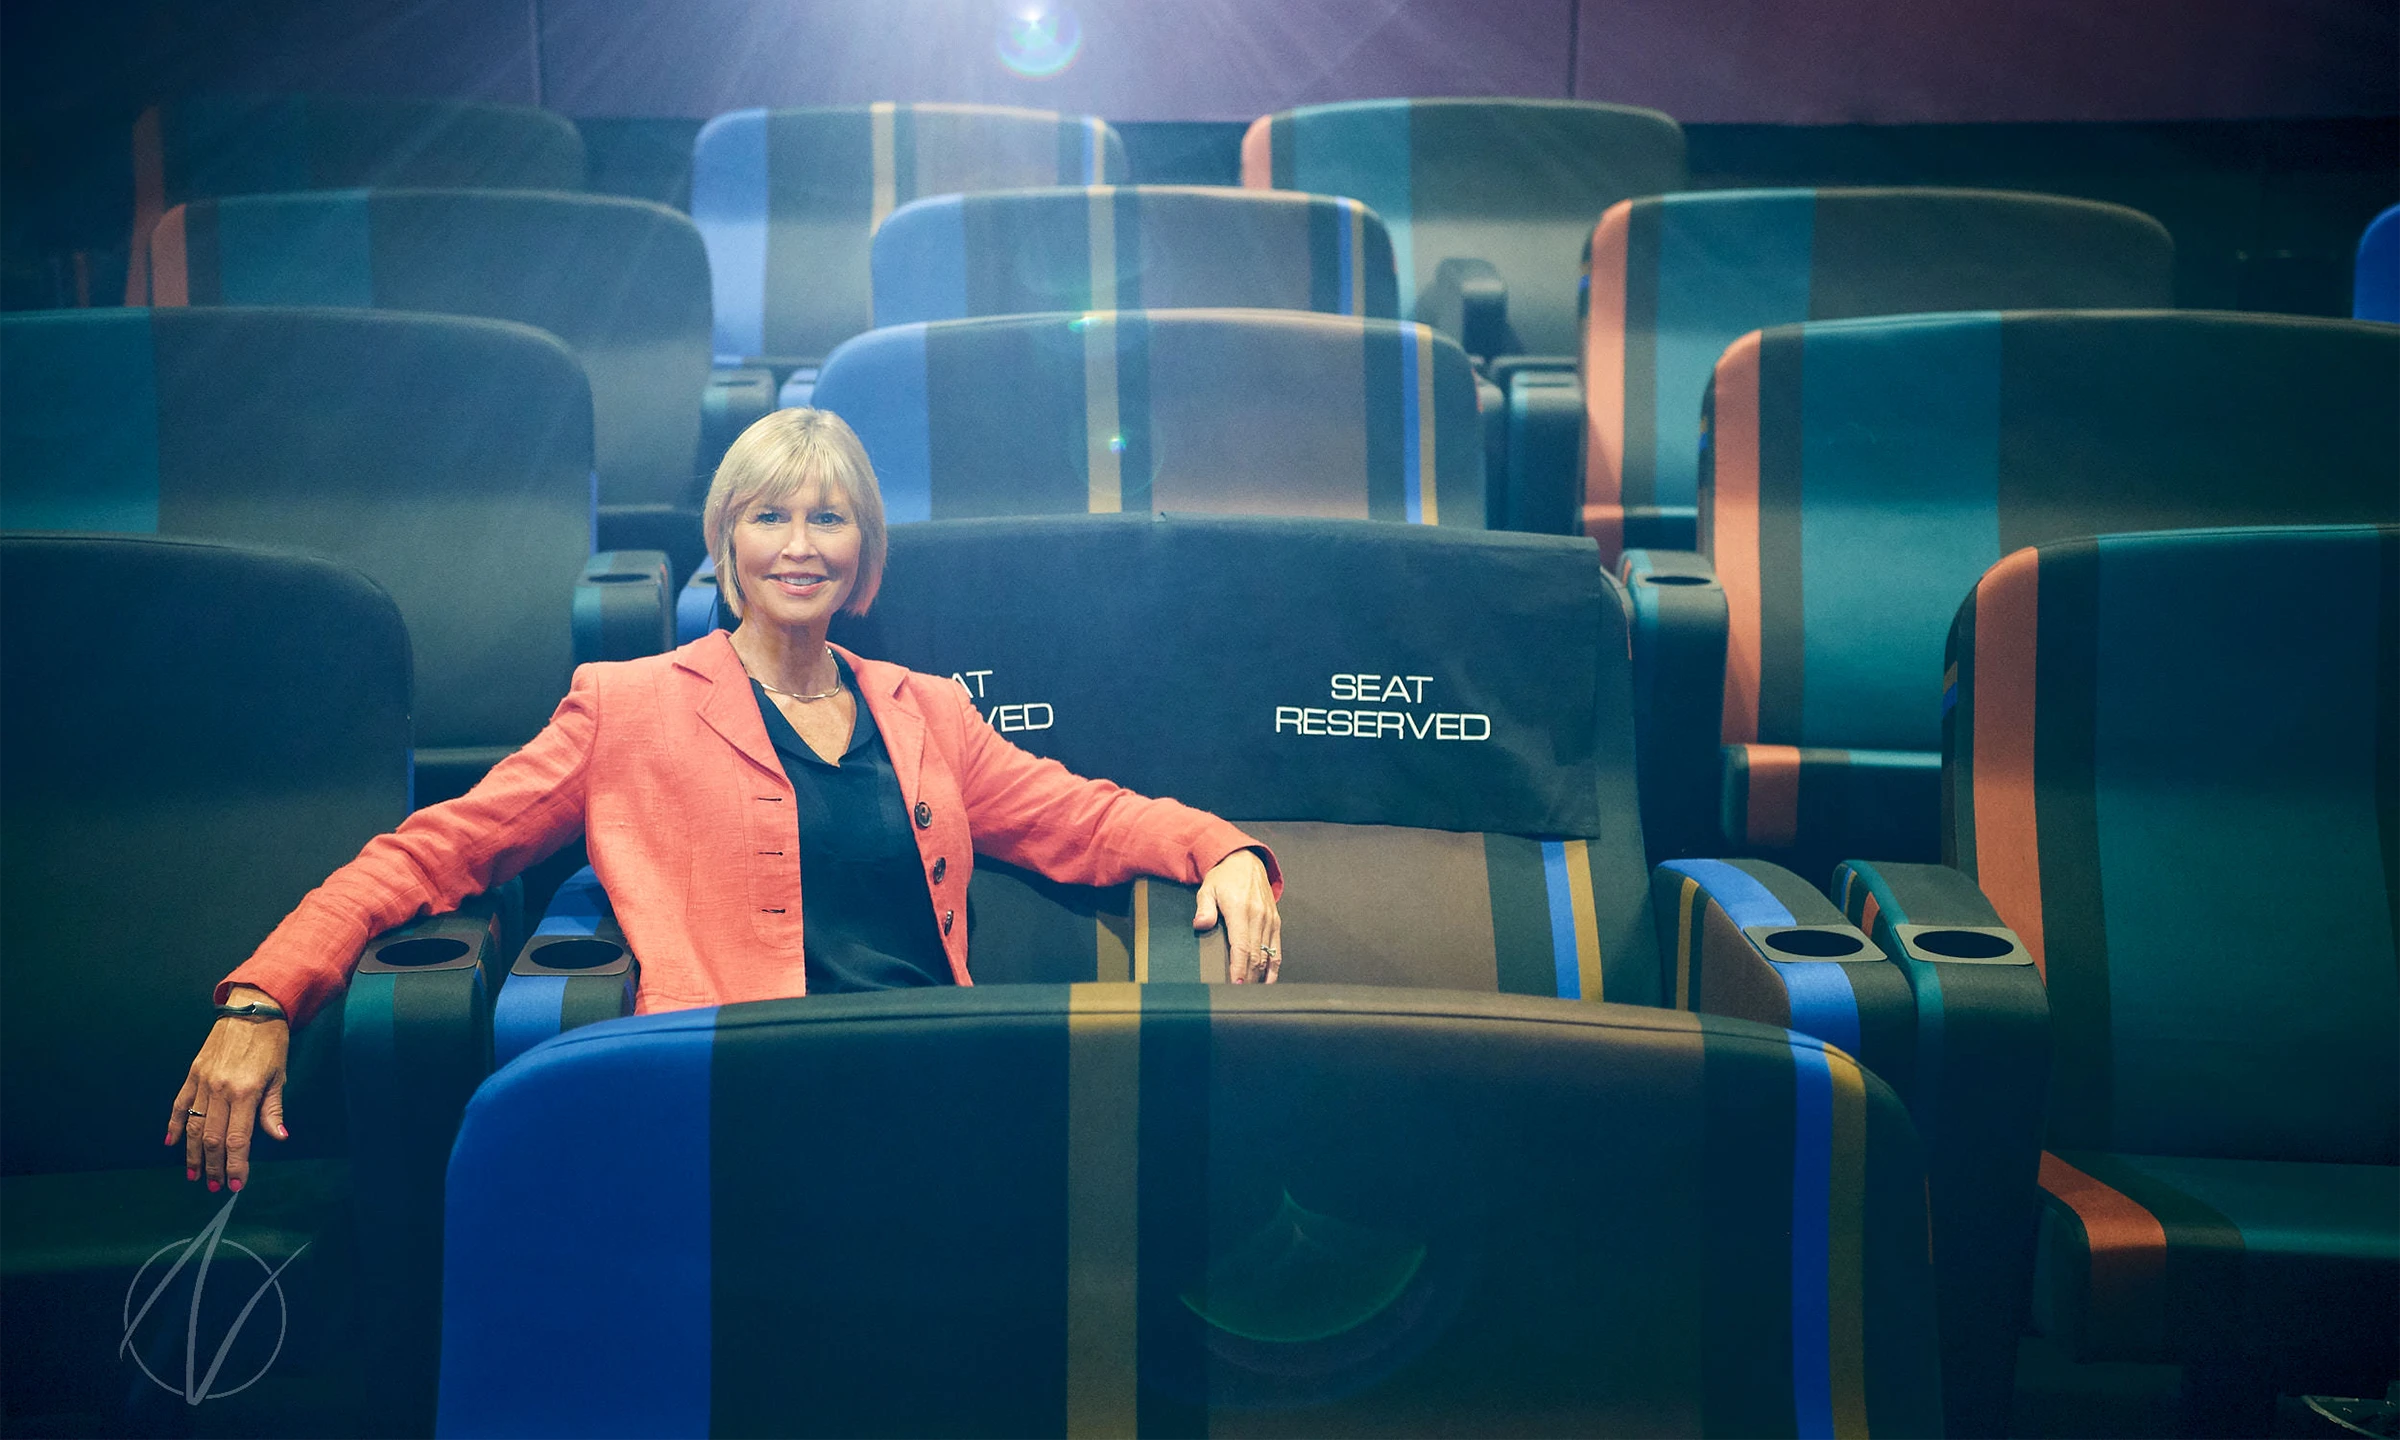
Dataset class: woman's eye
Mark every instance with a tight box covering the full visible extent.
[811,511,848,527]
[751,509,786,525]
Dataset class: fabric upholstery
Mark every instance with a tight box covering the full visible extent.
[873,184,1400,325]
[832,516,1660,1003]
[1834,859,2049,1437]
[493,866,641,1067]
[1650,857,1912,1093]
[151,189,712,518]
[0,535,412,1435]
[693,104,1127,367]
[812,309,1485,526]
[1699,311,2400,866]
[122,94,583,305]
[1948,525,2399,1373]
[0,308,599,804]
[1241,98,1685,357]
[437,986,1941,1437]
[1583,188,2172,561]
[2356,203,2399,321]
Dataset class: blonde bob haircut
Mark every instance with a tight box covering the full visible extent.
[701,408,889,620]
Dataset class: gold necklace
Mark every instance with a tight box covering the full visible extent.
[740,644,844,702]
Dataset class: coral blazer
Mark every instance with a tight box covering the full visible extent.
[225,632,1277,1026]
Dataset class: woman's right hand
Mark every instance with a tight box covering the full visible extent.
[166,987,290,1192]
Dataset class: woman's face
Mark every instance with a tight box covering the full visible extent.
[728,480,863,634]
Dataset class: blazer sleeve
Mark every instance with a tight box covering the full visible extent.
[943,685,1281,895]
[218,665,602,1027]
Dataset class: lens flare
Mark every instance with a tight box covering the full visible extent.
[996,4,1082,79]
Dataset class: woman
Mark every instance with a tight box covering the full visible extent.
[170,409,1283,1192]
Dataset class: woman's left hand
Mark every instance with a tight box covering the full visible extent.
[1195,849,1282,983]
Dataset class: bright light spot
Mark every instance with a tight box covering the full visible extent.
[996,2,1082,79]
[1108,435,1126,453]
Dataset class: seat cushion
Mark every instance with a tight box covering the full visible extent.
[2034,1149,2399,1369]
[1719,742,1940,858]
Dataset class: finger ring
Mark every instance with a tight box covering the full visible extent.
[1260,946,1278,958]
[186,1108,206,1117]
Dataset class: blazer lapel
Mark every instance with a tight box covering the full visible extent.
[838,644,927,803]
[681,632,783,778]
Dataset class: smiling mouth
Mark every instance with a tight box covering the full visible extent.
[768,574,832,593]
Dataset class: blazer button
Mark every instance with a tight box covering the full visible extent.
[914,801,933,830]
[942,909,955,936]
[931,857,947,883]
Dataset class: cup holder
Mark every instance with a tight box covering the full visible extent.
[1639,573,1712,586]
[528,938,625,971]
[1911,928,2017,960]
[375,937,472,968]
[1761,928,1866,958]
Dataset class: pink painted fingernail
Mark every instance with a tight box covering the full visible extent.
[186,1167,198,1181]
[229,1178,243,1193]
[207,1180,221,1193]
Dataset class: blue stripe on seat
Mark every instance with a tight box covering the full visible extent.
[693,109,769,365]
[813,325,933,523]
[674,559,721,644]
[534,865,612,937]
[1789,1038,1835,1440]
[1772,959,1862,1057]
[438,1013,715,1437]
[491,973,568,1069]
[1336,199,1356,316]
[1657,858,1795,928]
[1541,840,1577,998]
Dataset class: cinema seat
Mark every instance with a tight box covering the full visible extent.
[871,185,1401,325]
[809,310,1485,527]
[1240,98,1685,367]
[692,104,1128,403]
[0,308,670,806]
[1626,310,2400,876]
[1563,188,2173,552]
[0,535,496,1437]
[121,94,584,305]
[437,986,1942,1437]
[148,190,715,570]
[1942,525,2399,1430]
[2356,204,2399,321]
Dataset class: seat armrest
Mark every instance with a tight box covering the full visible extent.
[493,866,640,1068]
[1831,859,2049,1438]
[1420,257,1510,360]
[1620,549,1727,862]
[1652,857,1914,1088]
[1501,371,1584,534]
[675,554,724,644]
[342,900,505,1430]
[701,365,777,470]
[572,550,672,664]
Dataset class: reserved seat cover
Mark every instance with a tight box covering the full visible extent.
[1,535,411,1434]
[150,189,712,517]
[437,986,1942,1437]
[123,94,583,304]
[1703,310,2399,864]
[1242,98,1686,356]
[873,185,1400,325]
[832,516,1656,1002]
[2356,204,2400,321]
[813,310,1484,525]
[1948,525,2398,1376]
[693,104,1127,367]
[1584,187,2174,559]
[0,308,598,802]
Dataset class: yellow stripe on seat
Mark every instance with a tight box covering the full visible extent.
[1086,186,1117,313]
[1827,1048,1870,1439]
[1083,311,1122,513]
[1065,983,1141,1436]
[1563,839,1603,1000]
[869,102,898,230]
[1675,874,1700,1009]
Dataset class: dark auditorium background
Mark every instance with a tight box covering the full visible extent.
[5,0,2396,314]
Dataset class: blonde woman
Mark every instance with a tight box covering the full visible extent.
[172,409,1282,1191]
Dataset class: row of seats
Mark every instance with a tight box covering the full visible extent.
[8,519,2390,1436]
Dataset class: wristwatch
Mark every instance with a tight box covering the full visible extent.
[214,1000,287,1022]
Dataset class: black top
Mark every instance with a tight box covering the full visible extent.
[752,657,954,994]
